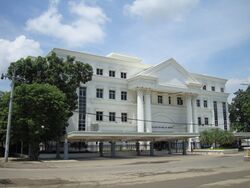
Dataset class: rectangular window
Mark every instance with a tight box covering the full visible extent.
[211,86,215,91]
[203,85,207,90]
[198,117,202,126]
[96,88,103,98]
[204,117,209,125]
[96,111,103,121]
[121,72,127,79]
[96,68,103,75]
[203,100,208,108]
[78,87,86,131]
[213,101,218,126]
[177,97,183,105]
[222,102,227,130]
[158,95,163,104]
[109,70,115,77]
[121,113,127,122]
[109,112,116,122]
[196,99,200,107]
[121,91,127,100]
[221,88,224,92]
[168,96,171,104]
[109,90,116,99]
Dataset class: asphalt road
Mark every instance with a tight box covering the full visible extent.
[0,152,250,188]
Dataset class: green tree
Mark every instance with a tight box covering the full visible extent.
[229,86,250,132]
[0,83,70,160]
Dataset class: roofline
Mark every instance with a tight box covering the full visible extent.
[191,73,227,82]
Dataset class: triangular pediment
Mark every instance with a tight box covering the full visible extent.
[138,58,201,88]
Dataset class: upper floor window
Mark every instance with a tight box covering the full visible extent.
[121,91,127,100]
[96,68,103,75]
[203,85,207,90]
[109,70,115,77]
[158,95,163,104]
[203,100,208,108]
[121,72,127,79]
[168,96,171,104]
[109,90,116,99]
[96,88,103,98]
[204,117,209,125]
[221,88,224,92]
[177,97,183,105]
[198,117,202,126]
[96,111,103,121]
[196,99,200,107]
[211,86,215,91]
[121,113,127,122]
[109,112,116,122]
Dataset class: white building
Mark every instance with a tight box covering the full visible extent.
[51,48,229,155]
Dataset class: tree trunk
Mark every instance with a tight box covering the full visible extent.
[56,141,60,159]
[28,143,39,160]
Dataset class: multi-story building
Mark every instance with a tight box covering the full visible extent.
[51,48,229,156]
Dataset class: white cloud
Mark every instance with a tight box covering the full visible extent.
[226,77,250,103]
[26,0,108,47]
[0,35,42,73]
[124,0,199,22]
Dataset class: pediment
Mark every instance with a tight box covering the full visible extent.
[138,58,201,88]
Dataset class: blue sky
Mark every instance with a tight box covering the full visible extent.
[0,0,249,102]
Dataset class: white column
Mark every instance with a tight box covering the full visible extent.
[145,90,152,133]
[137,89,144,132]
[186,95,193,133]
[192,97,198,133]
[210,98,215,127]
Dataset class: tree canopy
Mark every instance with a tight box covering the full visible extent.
[229,86,250,132]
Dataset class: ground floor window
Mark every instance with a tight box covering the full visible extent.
[96,111,103,121]
[109,112,116,122]
[121,113,127,122]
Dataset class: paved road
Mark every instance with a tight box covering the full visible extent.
[0,153,250,187]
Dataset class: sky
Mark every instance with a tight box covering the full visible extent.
[0,0,249,102]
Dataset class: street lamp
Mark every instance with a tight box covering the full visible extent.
[1,68,16,162]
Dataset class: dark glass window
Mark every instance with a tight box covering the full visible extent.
[78,87,86,131]
[203,85,207,90]
[109,112,116,122]
[96,88,103,98]
[168,96,171,104]
[177,97,183,105]
[96,68,103,75]
[158,95,163,104]
[211,86,215,91]
[222,102,227,130]
[221,88,224,92]
[198,117,202,126]
[196,99,200,107]
[204,117,209,125]
[96,111,103,121]
[203,100,208,108]
[121,91,127,100]
[109,70,115,77]
[121,113,127,122]
[121,72,127,79]
[213,101,218,126]
[109,90,116,99]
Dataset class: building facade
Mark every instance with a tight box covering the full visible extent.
[52,48,229,141]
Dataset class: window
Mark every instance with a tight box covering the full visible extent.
[109,90,116,99]
[203,100,208,108]
[221,88,224,92]
[203,85,207,90]
[158,95,163,104]
[204,117,209,125]
[196,99,200,107]
[198,117,202,126]
[121,72,127,79]
[211,86,215,91]
[177,97,183,105]
[96,111,103,121]
[222,102,227,130]
[121,91,127,100]
[213,101,218,126]
[96,88,103,98]
[168,96,171,104]
[96,68,103,75]
[79,87,86,131]
[121,113,127,122]
[109,112,116,122]
[109,70,115,77]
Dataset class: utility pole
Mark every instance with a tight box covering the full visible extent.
[3,69,16,162]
